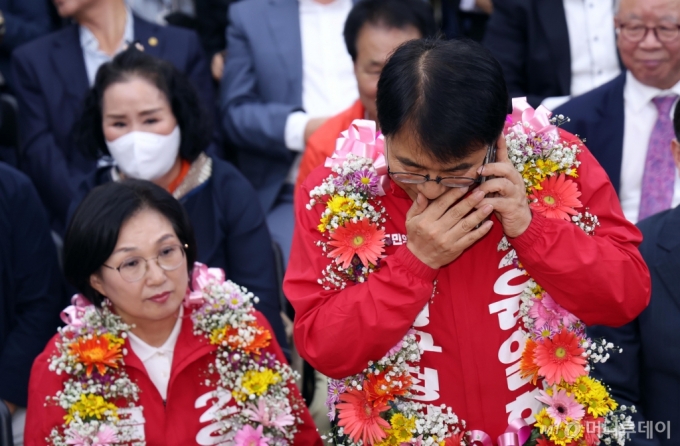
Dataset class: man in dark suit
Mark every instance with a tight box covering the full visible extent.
[483,0,621,109]
[555,0,680,224]
[11,0,214,234]
[221,0,359,266]
[0,162,64,446]
[584,102,680,446]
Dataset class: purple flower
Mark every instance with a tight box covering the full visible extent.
[352,169,379,194]
[326,379,347,408]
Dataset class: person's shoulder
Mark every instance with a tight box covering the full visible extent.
[555,74,626,119]
[0,162,37,200]
[13,25,75,61]
[308,101,364,149]
[210,156,255,191]
[137,15,198,43]
[229,0,274,17]
[637,207,677,243]
[300,164,333,195]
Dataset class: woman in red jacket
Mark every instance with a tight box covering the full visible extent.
[25,180,322,446]
[284,39,651,445]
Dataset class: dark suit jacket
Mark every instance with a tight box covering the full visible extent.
[0,162,63,408]
[0,0,53,92]
[554,73,626,194]
[483,0,572,108]
[587,206,680,446]
[11,16,215,234]
[221,0,357,212]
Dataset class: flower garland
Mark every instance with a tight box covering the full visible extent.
[47,263,303,445]
[309,102,634,446]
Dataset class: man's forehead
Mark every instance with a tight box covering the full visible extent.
[619,0,680,18]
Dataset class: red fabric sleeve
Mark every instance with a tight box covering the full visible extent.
[284,171,439,379]
[510,130,651,327]
[24,335,66,446]
[254,312,323,446]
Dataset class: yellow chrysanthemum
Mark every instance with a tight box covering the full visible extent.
[535,408,555,434]
[209,326,228,345]
[318,213,332,233]
[240,369,281,398]
[570,376,617,417]
[65,394,118,424]
[389,414,415,442]
[327,195,356,215]
[547,421,584,446]
[102,333,125,346]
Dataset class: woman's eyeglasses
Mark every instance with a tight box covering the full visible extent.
[102,244,187,282]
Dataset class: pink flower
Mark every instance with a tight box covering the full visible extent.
[529,293,578,331]
[529,175,582,221]
[234,425,269,446]
[242,399,295,432]
[537,386,585,425]
[65,425,118,446]
[328,219,385,269]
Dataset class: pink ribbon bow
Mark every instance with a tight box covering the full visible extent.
[505,97,560,142]
[183,262,226,307]
[325,119,388,195]
[469,418,532,446]
[60,294,93,328]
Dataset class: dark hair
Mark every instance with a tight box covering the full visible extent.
[674,100,680,140]
[377,39,509,162]
[343,0,437,61]
[63,179,197,306]
[75,45,211,162]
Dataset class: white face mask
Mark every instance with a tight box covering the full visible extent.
[105,126,181,181]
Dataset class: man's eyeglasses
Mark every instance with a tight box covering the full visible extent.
[617,23,680,43]
[387,145,496,188]
[103,244,187,283]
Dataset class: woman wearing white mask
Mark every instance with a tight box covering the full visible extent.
[72,47,289,355]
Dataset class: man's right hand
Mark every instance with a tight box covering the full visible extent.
[406,188,494,269]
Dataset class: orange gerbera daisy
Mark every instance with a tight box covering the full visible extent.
[365,369,410,407]
[69,334,123,377]
[519,338,540,385]
[529,174,582,221]
[243,325,272,354]
[534,329,587,385]
[337,388,390,445]
[328,219,385,269]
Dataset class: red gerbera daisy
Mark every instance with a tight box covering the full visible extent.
[529,174,582,221]
[582,414,604,446]
[336,388,390,445]
[534,328,587,385]
[519,338,540,385]
[536,436,557,446]
[328,219,385,269]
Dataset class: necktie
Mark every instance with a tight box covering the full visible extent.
[638,96,678,221]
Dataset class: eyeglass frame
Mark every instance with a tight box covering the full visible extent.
[102,243,188,282]
[386,144,496,187]
[616,22,680,43]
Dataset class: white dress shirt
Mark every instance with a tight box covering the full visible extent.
[80,7,135,86]
[620,72,680,223]
[542,0,620,110]
[128,307,183,401]
[284,0,358,170]
[126,0,195,25]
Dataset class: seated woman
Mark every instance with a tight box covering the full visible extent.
[72,47,288,353]
[25,180,322,445]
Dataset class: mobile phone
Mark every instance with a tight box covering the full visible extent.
[475,145,497,229]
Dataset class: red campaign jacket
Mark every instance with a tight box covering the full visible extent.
[284,131,651,440]
[25,311,322,446]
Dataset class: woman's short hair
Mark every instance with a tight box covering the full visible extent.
[75,45,211,163]
[343,0,437,61]
[377,38,509,162]
[63,179,197,306]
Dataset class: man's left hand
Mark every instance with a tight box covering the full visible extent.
[475,134,532,238]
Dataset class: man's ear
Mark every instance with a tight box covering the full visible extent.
[672,139,680,172]
[90,272,106,297]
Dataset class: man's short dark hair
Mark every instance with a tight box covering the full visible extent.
[377,38,509,163]
[64,179,197,306]
[343,0,437,61]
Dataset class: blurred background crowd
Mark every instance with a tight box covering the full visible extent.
[1,0,679,444]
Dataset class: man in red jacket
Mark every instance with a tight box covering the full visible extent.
[284,39,651,441]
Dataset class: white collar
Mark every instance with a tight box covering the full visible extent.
[127,306,183,362]
[624,71,680,113]
[79,6,135,55]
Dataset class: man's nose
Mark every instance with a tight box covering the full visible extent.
[416,180,448,201]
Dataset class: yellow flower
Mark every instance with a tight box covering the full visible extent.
[318,213,331,233]
[389,414,416,442]
[102,333,125,346]
[65,394,118,424]
[570,376,617,417]
[327,195,355,214]
[547,421,584,446]
[240,369,281,398]
[209,326,228,345]
[535,408,554,435]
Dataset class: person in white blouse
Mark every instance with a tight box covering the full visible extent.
[556,0,680,223]
[483,0,621,109]
[221,0,359,267]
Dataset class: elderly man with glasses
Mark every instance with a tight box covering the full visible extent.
[557,0,680,225]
